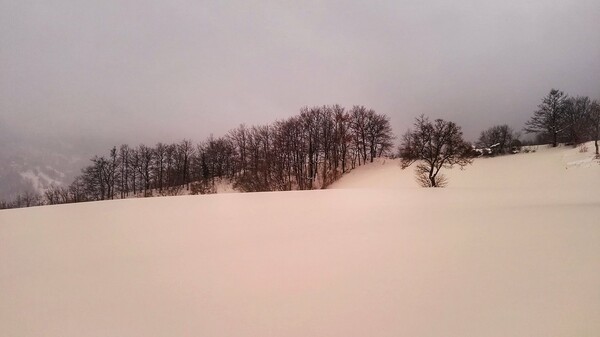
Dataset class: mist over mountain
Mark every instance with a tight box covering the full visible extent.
[0,121,109,199]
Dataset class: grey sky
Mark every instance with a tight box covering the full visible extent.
[1,0,599,151]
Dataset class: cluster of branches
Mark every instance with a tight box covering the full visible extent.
[398,115,473,187]
[231,105,394,192]
[1,105,394,209]
[476,124,521,155]
[525,89,600,153]
[0,191,44,209]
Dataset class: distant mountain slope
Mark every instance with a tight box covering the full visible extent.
[0,130,106,200]
[0,145,83,199]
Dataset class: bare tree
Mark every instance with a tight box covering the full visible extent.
[81,156,110,200]
[349,106,369,166]
[228,124,249,176]
[563,96,592,146]
[0,199,10,209]
[589,100,600,155]
[178,139,194,190]
[332,105,350,175]
[301,107,322,189]
[137,145,153,197]
[46,185,69,205]
[128,147,140,196]
[399,115,472,187]
[68,177,86,203]
[164,143,177,187]
[478,124,514,154]
[108,146,118,199]
[44,185,58,205]
[118,144,130,198]
[18,191,43,207]
[320,106,335,186]
[525,89,567,147]
[154,143,167,193]
[366,111,394,161]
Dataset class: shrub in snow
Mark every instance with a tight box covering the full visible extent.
[190,181,216,195]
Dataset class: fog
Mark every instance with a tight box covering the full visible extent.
[1,0,600,150]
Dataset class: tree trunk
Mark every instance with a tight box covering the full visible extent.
[429,166,436,187]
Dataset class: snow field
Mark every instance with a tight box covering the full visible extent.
[1,143,599,337]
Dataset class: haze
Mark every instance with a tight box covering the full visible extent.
[1,0,600,157]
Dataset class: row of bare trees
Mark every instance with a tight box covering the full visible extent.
[396,89,600,188]
[0,191,44,209]
[1,105,394,209]
[476,125,518,155]
[231,105,394,191]
[525,89,600,152]
[475,89,600,157]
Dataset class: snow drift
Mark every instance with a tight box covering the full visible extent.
[1,144,599,337]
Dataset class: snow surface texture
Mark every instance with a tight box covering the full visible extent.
[1,144,600,337]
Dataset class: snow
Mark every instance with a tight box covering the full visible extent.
[1,143,600,337]
[330,143,600,190]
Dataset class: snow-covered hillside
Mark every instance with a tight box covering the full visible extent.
[330,143,600,190]
[1,144,599,337]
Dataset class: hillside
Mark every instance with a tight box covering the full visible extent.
[330,143,600,190]
[1,144,599,337]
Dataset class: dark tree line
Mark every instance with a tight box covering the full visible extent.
[4,88,596,206]
[525,89,600,152]
[476,125,518,155]
[229,105,394,192]
[0,191,43,209]
[1,105,394,209]
[475,89,600,156]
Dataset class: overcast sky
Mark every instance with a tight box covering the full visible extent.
[1,0,599,151]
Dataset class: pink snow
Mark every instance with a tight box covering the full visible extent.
[1,143,599,337]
